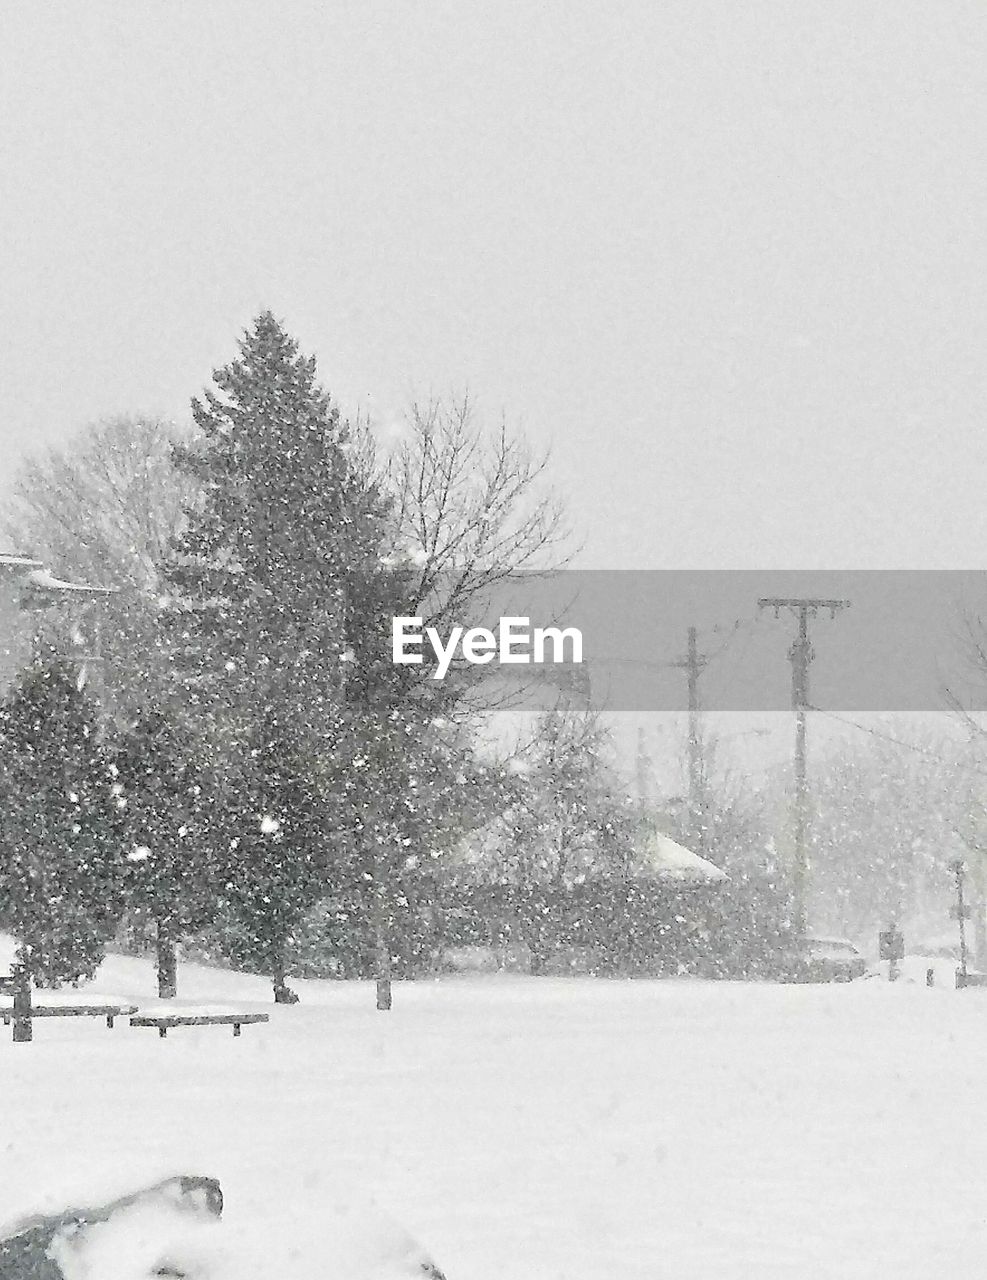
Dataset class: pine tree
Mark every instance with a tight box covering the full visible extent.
[158,312,503,1002]
[114,708,221,997]
[158,313,392,998]
[214,711,363,999]
[0,655,122,985]
[162,311,390,743]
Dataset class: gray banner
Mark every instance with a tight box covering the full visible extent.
[396,570,987,712]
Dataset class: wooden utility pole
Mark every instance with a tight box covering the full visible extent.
[668,626,724,853]
[757,597,850,937]
[602,626,724,852]
[640,627,709,851]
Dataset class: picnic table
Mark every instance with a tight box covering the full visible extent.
[130,1010,270,1038]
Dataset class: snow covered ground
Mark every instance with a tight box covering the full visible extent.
[2,936,986,1278]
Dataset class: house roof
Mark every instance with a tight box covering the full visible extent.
[22,567,116,596]
[630,832,728,884]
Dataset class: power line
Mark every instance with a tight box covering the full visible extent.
[808,704,987,779]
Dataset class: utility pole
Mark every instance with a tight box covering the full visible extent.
[604,624,728,853]
[670,626,729,853]
[637,627,707,851]
[757,597,850,938]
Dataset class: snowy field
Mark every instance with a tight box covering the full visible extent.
[1,938,985,1279]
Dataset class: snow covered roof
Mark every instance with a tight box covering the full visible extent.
[630,832,728,884]
[0,556,117,601]
[23,568,116,595]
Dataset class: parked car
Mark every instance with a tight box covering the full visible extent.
[782,936,868,983]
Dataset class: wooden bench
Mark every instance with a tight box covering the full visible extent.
[1,1003,137,1029]
[130,1012,270,1039]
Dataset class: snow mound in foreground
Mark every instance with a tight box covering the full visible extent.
[48,1198,446,1280]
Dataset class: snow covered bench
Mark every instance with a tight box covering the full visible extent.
[1,1001,137,1029]
[1,971,137,1040]
[130,1011,270,1038]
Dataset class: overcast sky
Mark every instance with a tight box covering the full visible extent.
[2,2,986,571]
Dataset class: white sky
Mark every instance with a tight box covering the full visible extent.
[2,1,986,570]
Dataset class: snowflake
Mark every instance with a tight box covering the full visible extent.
[129,845,151,862]
[259,815,280,835]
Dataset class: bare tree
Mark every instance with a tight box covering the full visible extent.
[379,395,573,718]
[0,415,196,716]
[2,415,192,591]
[388,396,569,616]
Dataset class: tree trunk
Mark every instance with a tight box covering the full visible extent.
[375,930,392,1010]
[272,942,299,1004]
[373,854,392,1010]
[156,920,177,999]
[11,961,32,1043]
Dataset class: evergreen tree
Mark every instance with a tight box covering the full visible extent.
[162,310,390,745]
[158,312,502,1001]
[114,708,221,997]
[159,313,392,998]
[0,656,122,985]
[217,710,364,1000]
